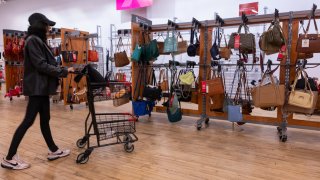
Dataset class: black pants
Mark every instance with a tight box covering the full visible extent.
[6,96,58,160]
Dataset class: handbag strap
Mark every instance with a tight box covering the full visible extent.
[305,15,319,35]
[116,37,123,52]
[238,23,249,34]
[291,68,313,93]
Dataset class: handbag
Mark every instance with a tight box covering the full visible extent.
[179,71,195,85]
[187,24,200,57]
[166,93,182,122]
[210,94,224,111]
[176,32,188,54]
[131,44,142,62]
[113,94,130,107]
[88,39,99,62]
[164,30,177,53]
[229,23,256,54]
[296,15,320,53]
[288,69,315,109]
[114,37,130,67]
[159,69,169,91]
[210,28,221,60]
[206,68,224,96]
[251,73,285,108]
[259,21,285,55]
[132,100,155,116]
[142,69,162,101]
[62,37,78,63]
[190,91,199,104]
[219,35,232,60]
[227,104,243,122]
[4,35,13,60]
[74,87,87,103]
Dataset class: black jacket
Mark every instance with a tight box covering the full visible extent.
[23,35,68,96]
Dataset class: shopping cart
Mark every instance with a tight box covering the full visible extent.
[73,69,138,164]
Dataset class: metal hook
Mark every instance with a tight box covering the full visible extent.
[241,13,248,24]
[311,4,317,18]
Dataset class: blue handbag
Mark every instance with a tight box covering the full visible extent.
[164,30,177,53]
[132,100,155,116]
[227,104,243,122]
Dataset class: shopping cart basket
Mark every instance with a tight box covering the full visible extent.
[72,68,138,164]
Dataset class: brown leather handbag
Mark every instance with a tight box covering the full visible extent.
[114,37,130,67]
[259,21,285,55]
[206,69,224,96]
[159,69,169,91]
[210,94,225,111]
[219,34,232,60]
[251,70,285,108]
[296,15,320,53]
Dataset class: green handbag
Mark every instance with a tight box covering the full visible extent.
[131,44,142,62]
[164,30,177,53]
[149,39,159,59]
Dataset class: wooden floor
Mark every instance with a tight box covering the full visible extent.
[0,94,320,179]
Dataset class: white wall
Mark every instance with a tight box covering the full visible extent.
[0,0,319,76]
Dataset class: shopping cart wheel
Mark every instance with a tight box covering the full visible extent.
[277,127,282,133]
[70,105,73,110]
[197,124,202,131]
[76,138,87,148]
[205,118,209,125]
[124,143,134,153]
[279,135,287,142]
[10,97,13,101]
[76,153,89,164]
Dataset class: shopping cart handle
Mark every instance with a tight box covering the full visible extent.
[91,82,108,87]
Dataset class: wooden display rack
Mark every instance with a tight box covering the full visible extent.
[131,8,320,130]
[2,29,25,100]
[60,28,89,106]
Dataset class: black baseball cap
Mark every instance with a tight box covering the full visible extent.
[28,13,56,26]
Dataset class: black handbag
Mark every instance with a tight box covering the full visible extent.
[295,73,318,91]
[187,22,200,57]
[210,28,221,60]
[142,69,162,101]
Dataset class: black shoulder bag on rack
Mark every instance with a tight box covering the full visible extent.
[210,27,221,60]
[142,68,162,101]
[187,23,200,57]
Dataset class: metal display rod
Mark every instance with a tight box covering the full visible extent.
[151,9,320,31]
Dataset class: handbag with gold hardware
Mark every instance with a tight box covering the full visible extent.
[296,15,320,53]
[287,69,316,109]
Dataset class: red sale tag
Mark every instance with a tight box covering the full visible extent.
[73,53,77,62]
[234,35,240,49]
[201,81,206,93]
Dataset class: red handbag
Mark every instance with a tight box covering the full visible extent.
[88,39,99,62]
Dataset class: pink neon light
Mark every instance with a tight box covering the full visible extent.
[116,0,153,10]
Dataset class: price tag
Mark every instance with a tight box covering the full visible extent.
[73,53,77,61]
[234,35,240,49]
[302,39,310,48]
[201,81,207,93]
[191,81,196,88]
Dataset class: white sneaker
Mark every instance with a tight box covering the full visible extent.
[1,154,31,170]
[47,149,70,161]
